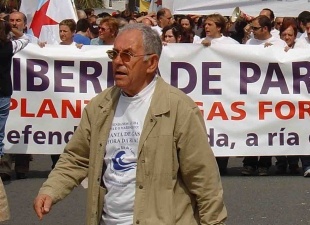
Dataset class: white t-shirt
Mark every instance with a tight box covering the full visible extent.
[246,35,287,47]
[294,34,310,48]
[102,76,157,225]
[151,25,162,37]
[195,35,240,44]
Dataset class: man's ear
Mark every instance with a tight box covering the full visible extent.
[146,54,159,74]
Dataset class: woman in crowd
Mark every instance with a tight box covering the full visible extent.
[90,17,119,45]
[42,19,82,168]
[280,19,298,51]
[161,24,182,44]
[0,19,29,221]
[59,19,78,45]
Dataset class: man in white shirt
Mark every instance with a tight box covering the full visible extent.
[197,13,239,46]
[245,15,286,47]
[296,11,310,38]
[259,8,279,38]
[294,15,310,48]
[152,8,174,36]
[33,23,227,225]
[242,15,286,177]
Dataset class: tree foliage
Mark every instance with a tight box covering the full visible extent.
[74,0,103,9]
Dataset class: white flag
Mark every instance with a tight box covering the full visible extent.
[148,0,162,13]
[20,0,77,44]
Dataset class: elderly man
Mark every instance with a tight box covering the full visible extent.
[33,24,227,225]
[152,8,175,36]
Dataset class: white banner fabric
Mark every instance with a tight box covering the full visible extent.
[4,43,310,156]
[172,0,310,17]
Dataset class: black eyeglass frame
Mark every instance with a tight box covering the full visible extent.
[251,26,263,31]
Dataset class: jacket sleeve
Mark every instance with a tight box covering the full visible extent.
[38,103,92,204]
[175,102,227,225]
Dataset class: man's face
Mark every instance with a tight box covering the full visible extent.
[9,12,26,32]
[280,26,296,47]
[111,29,155,96]
[180,18,191,30]
[251,19,265,40]
[59,25,74,44]
[204,18,221,38]
[98,22,113,41]
[275,17,283,30]
[160,10,174,28]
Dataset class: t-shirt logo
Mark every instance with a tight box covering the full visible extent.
[112,150,136,172]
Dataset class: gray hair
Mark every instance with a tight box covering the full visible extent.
[118,23,162,57]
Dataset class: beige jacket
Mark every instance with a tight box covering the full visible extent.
[39,77,227,225]
[0,177,10,222]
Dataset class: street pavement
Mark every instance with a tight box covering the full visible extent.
[2,155,310,225]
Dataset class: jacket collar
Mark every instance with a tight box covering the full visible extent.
[98,76,170,116]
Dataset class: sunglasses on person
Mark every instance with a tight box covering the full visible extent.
[251,26,262,31]
[98,26,109,32]
[106,49,154,62]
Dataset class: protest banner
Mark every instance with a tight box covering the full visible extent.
[4,43,310,156]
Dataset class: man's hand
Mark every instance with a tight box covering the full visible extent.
[33,194,53,220]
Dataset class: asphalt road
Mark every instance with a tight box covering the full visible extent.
[2,155,310,225]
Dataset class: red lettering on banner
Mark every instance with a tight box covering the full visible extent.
[207,102,228,120]
[299,101,310,119]
[206,102,246,120]
[10,98,89,118]
[61,100,90,118]
[10,98,18,110]
[195,101,204,115]
[231,102,246,120]
[275,101,295,120]
[37,99,58,118]
[21,98,35,117]
[259,101,310,120]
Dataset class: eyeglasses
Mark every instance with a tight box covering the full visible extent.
[251,26,262,31]
[99,26,109,32]
[163,16,174,20]
[106,50,154,62]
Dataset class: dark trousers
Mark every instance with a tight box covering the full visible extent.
[243,156,272,169]
[51,155,60,169]
[276,156,299,169]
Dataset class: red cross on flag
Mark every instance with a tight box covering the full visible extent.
[20,0,78,44]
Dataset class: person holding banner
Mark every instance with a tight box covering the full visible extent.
[196,13,239,46]
[33,23,227,225]
[0,17,29,220]
[294,15,310,49]
[195,13,240,175]
[0,11,34,181]
[242,15,286,176]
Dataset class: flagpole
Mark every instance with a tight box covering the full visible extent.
[70,0,78,20]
